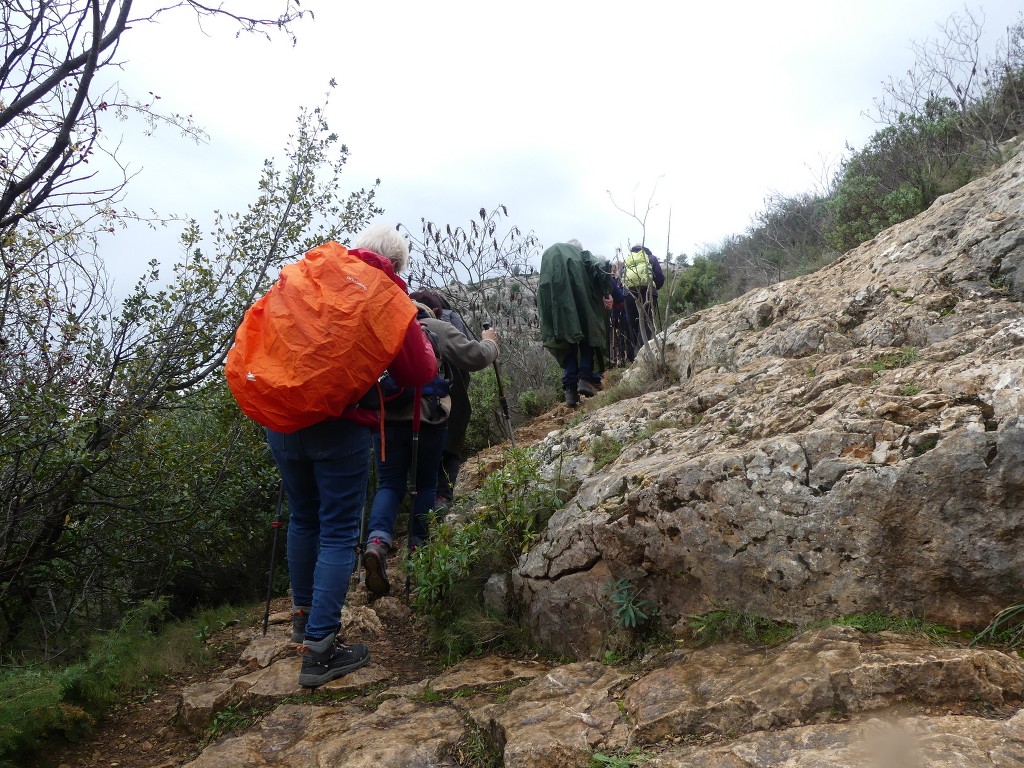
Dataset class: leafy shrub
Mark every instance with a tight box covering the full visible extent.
[687,607,797,648]
[407,449,563,660]
[665,257,722,318]
[518,389,552,419]
[599,578,665,661]
[0,600,244,766]
[463,372,504,456]
[5,383,278,659]
[605,578,653,630]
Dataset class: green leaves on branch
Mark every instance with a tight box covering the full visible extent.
[0,88,382,655]
[406,449,563,659]
[605,578,654,630]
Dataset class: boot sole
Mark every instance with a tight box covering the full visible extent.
[363,551,391,597]
[299,652,370,688]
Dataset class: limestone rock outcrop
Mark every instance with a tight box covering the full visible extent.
[515,145,1024,658]
[178,621,1024,767]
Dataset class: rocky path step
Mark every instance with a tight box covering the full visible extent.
[177,608,1024,767]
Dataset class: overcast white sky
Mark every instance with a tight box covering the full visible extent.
[100,0,1022,286]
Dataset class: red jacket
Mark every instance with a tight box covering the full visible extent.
[342,248,437,428]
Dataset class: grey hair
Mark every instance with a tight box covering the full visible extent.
[353,223,410,274]
[567,239,582,249]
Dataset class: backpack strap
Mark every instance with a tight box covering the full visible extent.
[369,379,387,462]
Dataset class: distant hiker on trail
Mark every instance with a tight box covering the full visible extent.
[537,239,614,408]
[362,288,499,598]
[265,224,438,689]
[623,243,665,362]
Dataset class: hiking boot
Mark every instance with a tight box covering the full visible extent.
[577,380,597,398]
[564,388,579,408]
[434,495,451,513]
[299,634,370,688]
[363,538,391,597]
[588,377,604,391]
[408,535,427,555]
[291,606,310,644]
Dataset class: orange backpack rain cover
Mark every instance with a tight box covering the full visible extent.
[225,242,416,433]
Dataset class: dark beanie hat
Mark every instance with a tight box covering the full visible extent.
[409,289,445,316]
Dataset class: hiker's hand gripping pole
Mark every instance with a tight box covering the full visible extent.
[262,481,286,636]
[479,321,512,448]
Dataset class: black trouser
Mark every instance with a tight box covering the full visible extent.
[625,287,657,361]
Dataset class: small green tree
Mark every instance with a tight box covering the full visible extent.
[0,93,383,654]
[827,8,1024,253]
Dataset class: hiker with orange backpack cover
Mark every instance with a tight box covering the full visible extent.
[263,225,437,688]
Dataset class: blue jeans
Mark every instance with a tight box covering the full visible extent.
[368,422,447,549]
[267,419,371,641]
[561,342,594,390]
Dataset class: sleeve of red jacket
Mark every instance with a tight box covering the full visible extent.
[387,318,438,387]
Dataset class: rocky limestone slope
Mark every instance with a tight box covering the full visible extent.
[515,143,1024,659]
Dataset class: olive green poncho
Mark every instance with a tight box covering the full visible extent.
[537,242,612,367]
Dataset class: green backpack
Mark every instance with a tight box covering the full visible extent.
[623,248,653,288]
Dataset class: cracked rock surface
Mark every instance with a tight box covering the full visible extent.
[517,145,1024,657]
[174,613,1024,767]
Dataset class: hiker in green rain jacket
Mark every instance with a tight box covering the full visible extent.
[537,240,614,408]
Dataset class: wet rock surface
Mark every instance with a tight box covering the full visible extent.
[174,615,1024,767]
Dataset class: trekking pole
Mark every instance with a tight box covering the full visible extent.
[482,322,515,448]
[622,292,637,363]
[405,385,422,600]
[262,481,286,636]
[353,449,374,587]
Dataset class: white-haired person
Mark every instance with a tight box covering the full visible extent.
[268,223,436,688]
